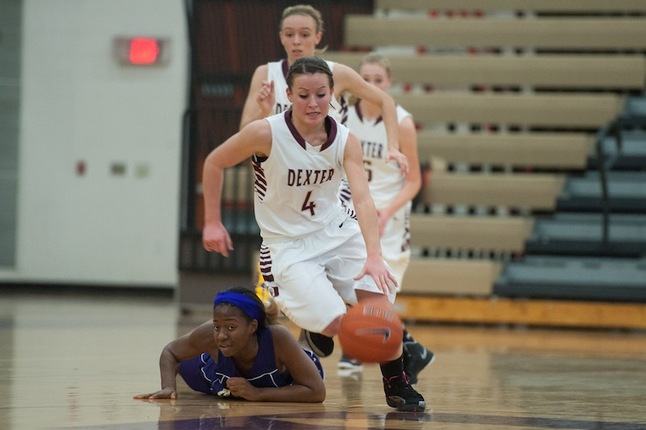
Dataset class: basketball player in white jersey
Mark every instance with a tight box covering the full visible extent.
[240,4,410,360]
[337,53,434,383]
[202,57,425,412]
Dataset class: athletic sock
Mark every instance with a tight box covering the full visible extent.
[380,353,404,378]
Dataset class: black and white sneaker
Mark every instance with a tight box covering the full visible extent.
[382,372,426,412]
[338,354,363,372]
[403,342,435,385]
[302,329,334,357]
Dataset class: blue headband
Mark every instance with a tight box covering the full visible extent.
[213,291,264,327]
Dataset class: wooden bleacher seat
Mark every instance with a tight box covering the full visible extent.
[344,15,646,50]
[322,52,646,90]
[401,258,501,296]
[343,0,646,326]
[375,0,646,13]
[393,93,623,128]
[401,164,560,298]
[410,214,534,252]
[417,132,592,169]
[422,172,565,210]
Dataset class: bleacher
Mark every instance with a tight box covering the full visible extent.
[324,0,646,329]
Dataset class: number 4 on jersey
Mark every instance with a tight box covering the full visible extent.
[301,191,316,216]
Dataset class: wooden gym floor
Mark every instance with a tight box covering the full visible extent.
[1,288,645,429]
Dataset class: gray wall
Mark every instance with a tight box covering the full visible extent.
[0,0,21,267]
[0,0,188,288]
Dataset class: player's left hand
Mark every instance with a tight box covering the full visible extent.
[226,377,260,401]
[355,255,398,296]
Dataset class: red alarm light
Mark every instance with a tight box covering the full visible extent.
[128,38,160,65]
[113,37,167,66]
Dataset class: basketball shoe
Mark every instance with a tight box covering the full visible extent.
[382,372,426,412]
[302,329,334,357]
[254,262,271,305]
[403,342,435,384]
[337,354,363,372]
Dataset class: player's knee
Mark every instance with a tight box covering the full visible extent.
[322,316,342,337]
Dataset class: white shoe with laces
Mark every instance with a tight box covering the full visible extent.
[337,354,363,372]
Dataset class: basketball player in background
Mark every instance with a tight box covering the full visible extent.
[203,57,425,411]
[337,53,435,383]
[239,4,407,171]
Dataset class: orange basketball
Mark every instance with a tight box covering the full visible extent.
[338,300,403,363]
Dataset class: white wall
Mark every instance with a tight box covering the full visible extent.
[0,0,188,288]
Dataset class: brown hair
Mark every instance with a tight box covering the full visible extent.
[286,56,334,90]
[359,52,392,78]
[280,4,324,34]
[347,52,393,107]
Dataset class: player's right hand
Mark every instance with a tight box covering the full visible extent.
[203,222,234,257]
[256,80,275,117]
[386,148,409,177]
[133,388,177,400]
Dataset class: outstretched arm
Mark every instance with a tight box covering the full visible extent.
[134,321,215,400]
[239,64,274,130]
[202,120,272,256]
[377,115,422,235]
[333,62,408,176]
[344,133,398,295]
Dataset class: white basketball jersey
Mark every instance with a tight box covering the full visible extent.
[267,60,292,115]
[342,102,410,208]
[266,59,346,122]
[338,102,413,286]
[252,110,350,242]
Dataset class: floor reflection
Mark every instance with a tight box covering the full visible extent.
[1,291,645,430]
